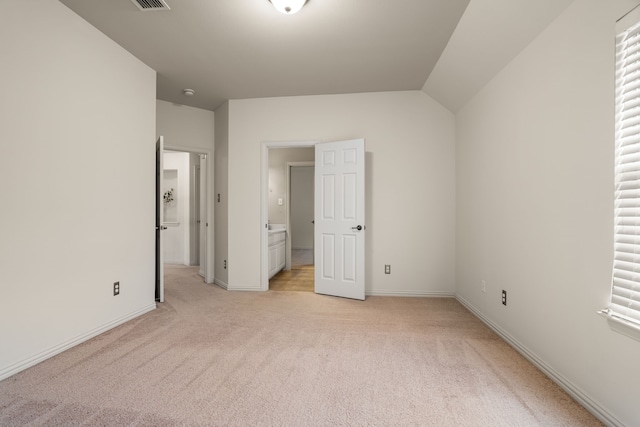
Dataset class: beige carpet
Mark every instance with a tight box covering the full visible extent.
[0,265,602,426]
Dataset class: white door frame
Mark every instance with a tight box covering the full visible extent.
[198,153,207,277]
[164,144,214,284]
[156,137,165,302]
[261,141,318,291]
[285,161,315,271]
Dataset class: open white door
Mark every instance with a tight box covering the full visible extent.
[314,138,365,300]
[155,136,165,302]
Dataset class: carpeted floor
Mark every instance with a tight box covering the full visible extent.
[0,265,602,426]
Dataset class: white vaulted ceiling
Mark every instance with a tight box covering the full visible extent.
[58,0,573,112]
[423,0,574,112]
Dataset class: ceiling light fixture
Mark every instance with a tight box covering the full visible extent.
[269,0,307,15]
[183,89,195,96]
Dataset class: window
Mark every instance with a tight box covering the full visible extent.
[603,8,640,334]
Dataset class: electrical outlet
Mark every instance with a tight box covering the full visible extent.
[113,281,120,296]
[481,280,486,293]
[502,290,507,306]
[384,264,391,274]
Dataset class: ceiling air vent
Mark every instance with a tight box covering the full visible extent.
[130,0,170,11]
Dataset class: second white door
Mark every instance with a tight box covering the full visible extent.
[314,138,366,300]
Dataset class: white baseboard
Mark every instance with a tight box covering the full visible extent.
[455,295,622,427]
[228,285,262,291]
[0,303,156,382]
[213,279,261,292]
[214,278,228,290]
[366,289,455,297]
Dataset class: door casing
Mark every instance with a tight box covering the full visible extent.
[261,139,365,297]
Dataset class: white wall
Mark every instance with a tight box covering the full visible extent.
[227,91,456,295]
[156,100,215,282]
[268,148,315,225]
[0,0,156,379]
[157,100,215,152]
[455,0,640,425]
[214,102,229,287]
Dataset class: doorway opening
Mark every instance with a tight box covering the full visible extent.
[261,138,366,300]
[261,142,317,292]
[269,161,315,292]
[156,141,211,302]
[289,163,315,269]
[162,150,206,269]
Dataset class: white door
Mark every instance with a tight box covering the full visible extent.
[155,136,165,302]
[314,138,366,300]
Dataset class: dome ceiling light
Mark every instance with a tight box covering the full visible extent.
[268,0,307,15]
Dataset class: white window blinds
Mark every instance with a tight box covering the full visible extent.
[609,14,640,327]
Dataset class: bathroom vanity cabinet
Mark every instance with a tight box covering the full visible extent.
[268,228,286,279]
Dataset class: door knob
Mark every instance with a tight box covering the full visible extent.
[352,225,363,231]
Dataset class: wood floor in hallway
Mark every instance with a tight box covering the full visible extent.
[269,265,314,292]
[270,249,314,292]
